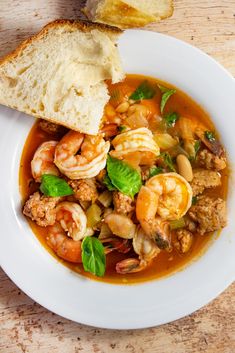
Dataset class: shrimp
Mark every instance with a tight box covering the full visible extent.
[138,173,192,221]
[136,173,192,238]
[31,141,59,182]
[110,127,160,165]
[116,227,160,274]
[56,201,87,241]
[47,223,82,263]
[54,130,110,179]
[46,201,87,263]
[101,237,132,255]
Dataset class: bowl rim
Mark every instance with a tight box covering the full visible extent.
[0,29,235,329]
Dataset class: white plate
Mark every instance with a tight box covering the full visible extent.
[0,30,235,329]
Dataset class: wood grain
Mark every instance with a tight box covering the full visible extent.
[0,1,235,352]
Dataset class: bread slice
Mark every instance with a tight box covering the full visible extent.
[0,19,124,135]
[84,0,173,28]
[125,0,173,21]
[84,0,156,28]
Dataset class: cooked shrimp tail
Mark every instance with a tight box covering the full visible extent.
[31,140,59,182]
[116,258,145,274]
[47,223,82,263]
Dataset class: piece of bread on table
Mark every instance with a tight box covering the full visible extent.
[84,0,173,29]
[0,19,124,135]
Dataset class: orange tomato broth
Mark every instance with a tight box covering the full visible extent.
[19,74,229,284]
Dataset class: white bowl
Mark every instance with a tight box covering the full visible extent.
[0,30,235,329]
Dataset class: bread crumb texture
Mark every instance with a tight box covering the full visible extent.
[0,20,124,135]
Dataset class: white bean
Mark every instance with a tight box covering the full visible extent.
[116,101,129,113]
[176,154,193,182]
[104,213,136,239]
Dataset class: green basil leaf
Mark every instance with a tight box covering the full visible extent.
[158,84,170,93]
[160,152,176,172]
[106,155,142,198]
[149,166,163,178]
[103,174,117,191]
[164,112,179,127]
[40,174,74,197]
[129,80,156,100]
[81,236,106,277]
[158,84,176,113]
[204,131,215,142]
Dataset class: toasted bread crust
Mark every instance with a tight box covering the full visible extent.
[84,0,174,28]
[0,19,122,66]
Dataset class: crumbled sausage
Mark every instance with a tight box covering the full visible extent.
[113,191,135,214]
[197,149,226,171]
[68,179,98,202]
[190,169,221,196]
[189,196,227,235]
[23,192,61,227]
[39,119,62,134]
[184,216,197,232]
[174,229,193,253]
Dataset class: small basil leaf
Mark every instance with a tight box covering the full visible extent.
[149,166,163,178]
[164,112,179,127]
[82,237,106,277]
[130,81,156,101]
[205,131,215,142]
[160,152,176,172]
[40,174,74,197]
[158,84,176,113]
[107,156,142,198]
[103,174,117,191]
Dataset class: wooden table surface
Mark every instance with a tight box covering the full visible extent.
[0,1,235,352]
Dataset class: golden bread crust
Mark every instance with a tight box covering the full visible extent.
[0,19,122,66]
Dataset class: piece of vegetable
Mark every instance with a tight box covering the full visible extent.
[192,196,197,205]
[98,223,112,240]
[81,236,106,277]
[149,166,163,178]
[125,112,148,129]
[98,190,113,207]
[129,81,156,101]
[106,156,142,198]
[160,152,176,172]
[205,131,215,142]
[154,133,178,150]
[194,140,201,157]
[184,141,196,160]
[168,144,189,158]
[170,218,185,230]
[118,125,128,133]
[164,112,179,127]
[86,204,102,228]
[40,174,74,197]
[178,117,194,140]
[158,84,176,113]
